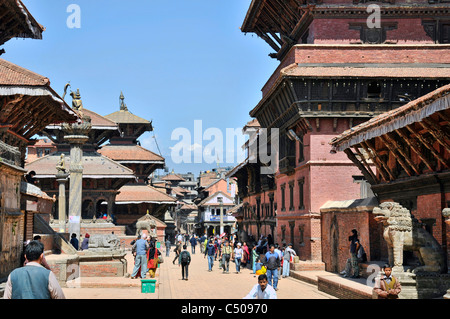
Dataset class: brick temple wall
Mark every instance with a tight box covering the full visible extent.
[310,18,432,44]
[321,209,378,273]
[276,118,362,261]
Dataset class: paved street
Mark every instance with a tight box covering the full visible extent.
[62,246,335,299]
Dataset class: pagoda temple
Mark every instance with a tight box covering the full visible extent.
[25,90,136,232]
[237,0,450,267]
[98,93,176,235]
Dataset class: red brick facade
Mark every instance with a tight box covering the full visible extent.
[276,118,363,260]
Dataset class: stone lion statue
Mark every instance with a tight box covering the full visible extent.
[372,202,445,274]
[135,212,158,238]
[88,234,120,250]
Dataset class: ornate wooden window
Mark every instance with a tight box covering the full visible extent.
[367,81,382,99]
[289,221,295,247]
[298,178,305,210]
[298,225,305,246]
[349,22,398,44]
[298,135,304,163]
[289,181,295,211]
[281,225,286,243]
[423,20,450,43]
[280,184,286,211]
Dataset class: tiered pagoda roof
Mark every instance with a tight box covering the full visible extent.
[0,58,78,141]
[25,151,136,180]
[115,184,177,205]
[0,0,45,47]
[98,144,164,163]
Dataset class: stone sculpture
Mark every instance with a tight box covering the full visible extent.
[372,202,445,273]
[135,211,158,238]
[88,234,120,251]
[56,153,67,173]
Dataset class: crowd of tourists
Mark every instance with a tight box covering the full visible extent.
[2,228,399,299]
[165,232,298,294]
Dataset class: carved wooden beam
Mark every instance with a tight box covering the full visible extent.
[361,140,393,182]
[260,4,289,37]
[379,135,414,177]
[256,15,284,46]
[384,132,421,175]
[272,0,299,22]
[255,26,281,52]
[420,117,450,154]
[437,110,450,124]
[0,95,24,121]
[405,124,449,169]
[394,128,434,171]
[352,146,378,183]
[264,0,296,31]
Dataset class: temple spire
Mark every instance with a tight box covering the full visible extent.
[120,91,128,111]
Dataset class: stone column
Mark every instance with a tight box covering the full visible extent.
[56,171,69,233]
[62,118,91,241]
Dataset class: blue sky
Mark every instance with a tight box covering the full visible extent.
[6,0,278,176]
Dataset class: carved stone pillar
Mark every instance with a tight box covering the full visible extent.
[62,117,91,241]
[55,171,69,233]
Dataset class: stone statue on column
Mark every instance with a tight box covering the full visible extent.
[62,89,91,241]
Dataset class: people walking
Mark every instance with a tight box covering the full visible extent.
[199,235,206,254]
[204,239,216,271]
[282,243,296,278]
[214,237,220,261]
[165,237,171,257]
[252,246,259,274]
[233,242,243,274]
[242,242,250,268]
[274,244,282,279]
[147,241,161,278]
[4,240,65,299]
[179,245,191,280]
[131,234,149,279]
[264,244,281,291]
[189,235,197,254]
[221,241,233,273]
[172,240,182,265]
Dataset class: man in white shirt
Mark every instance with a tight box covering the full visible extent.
[243,274,277,299]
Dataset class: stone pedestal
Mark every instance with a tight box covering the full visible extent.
[394,271,419,299]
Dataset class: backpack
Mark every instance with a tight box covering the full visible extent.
[180,251,190,264]
[357,244,367,262]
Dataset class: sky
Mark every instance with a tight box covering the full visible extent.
[5,0,278,176]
